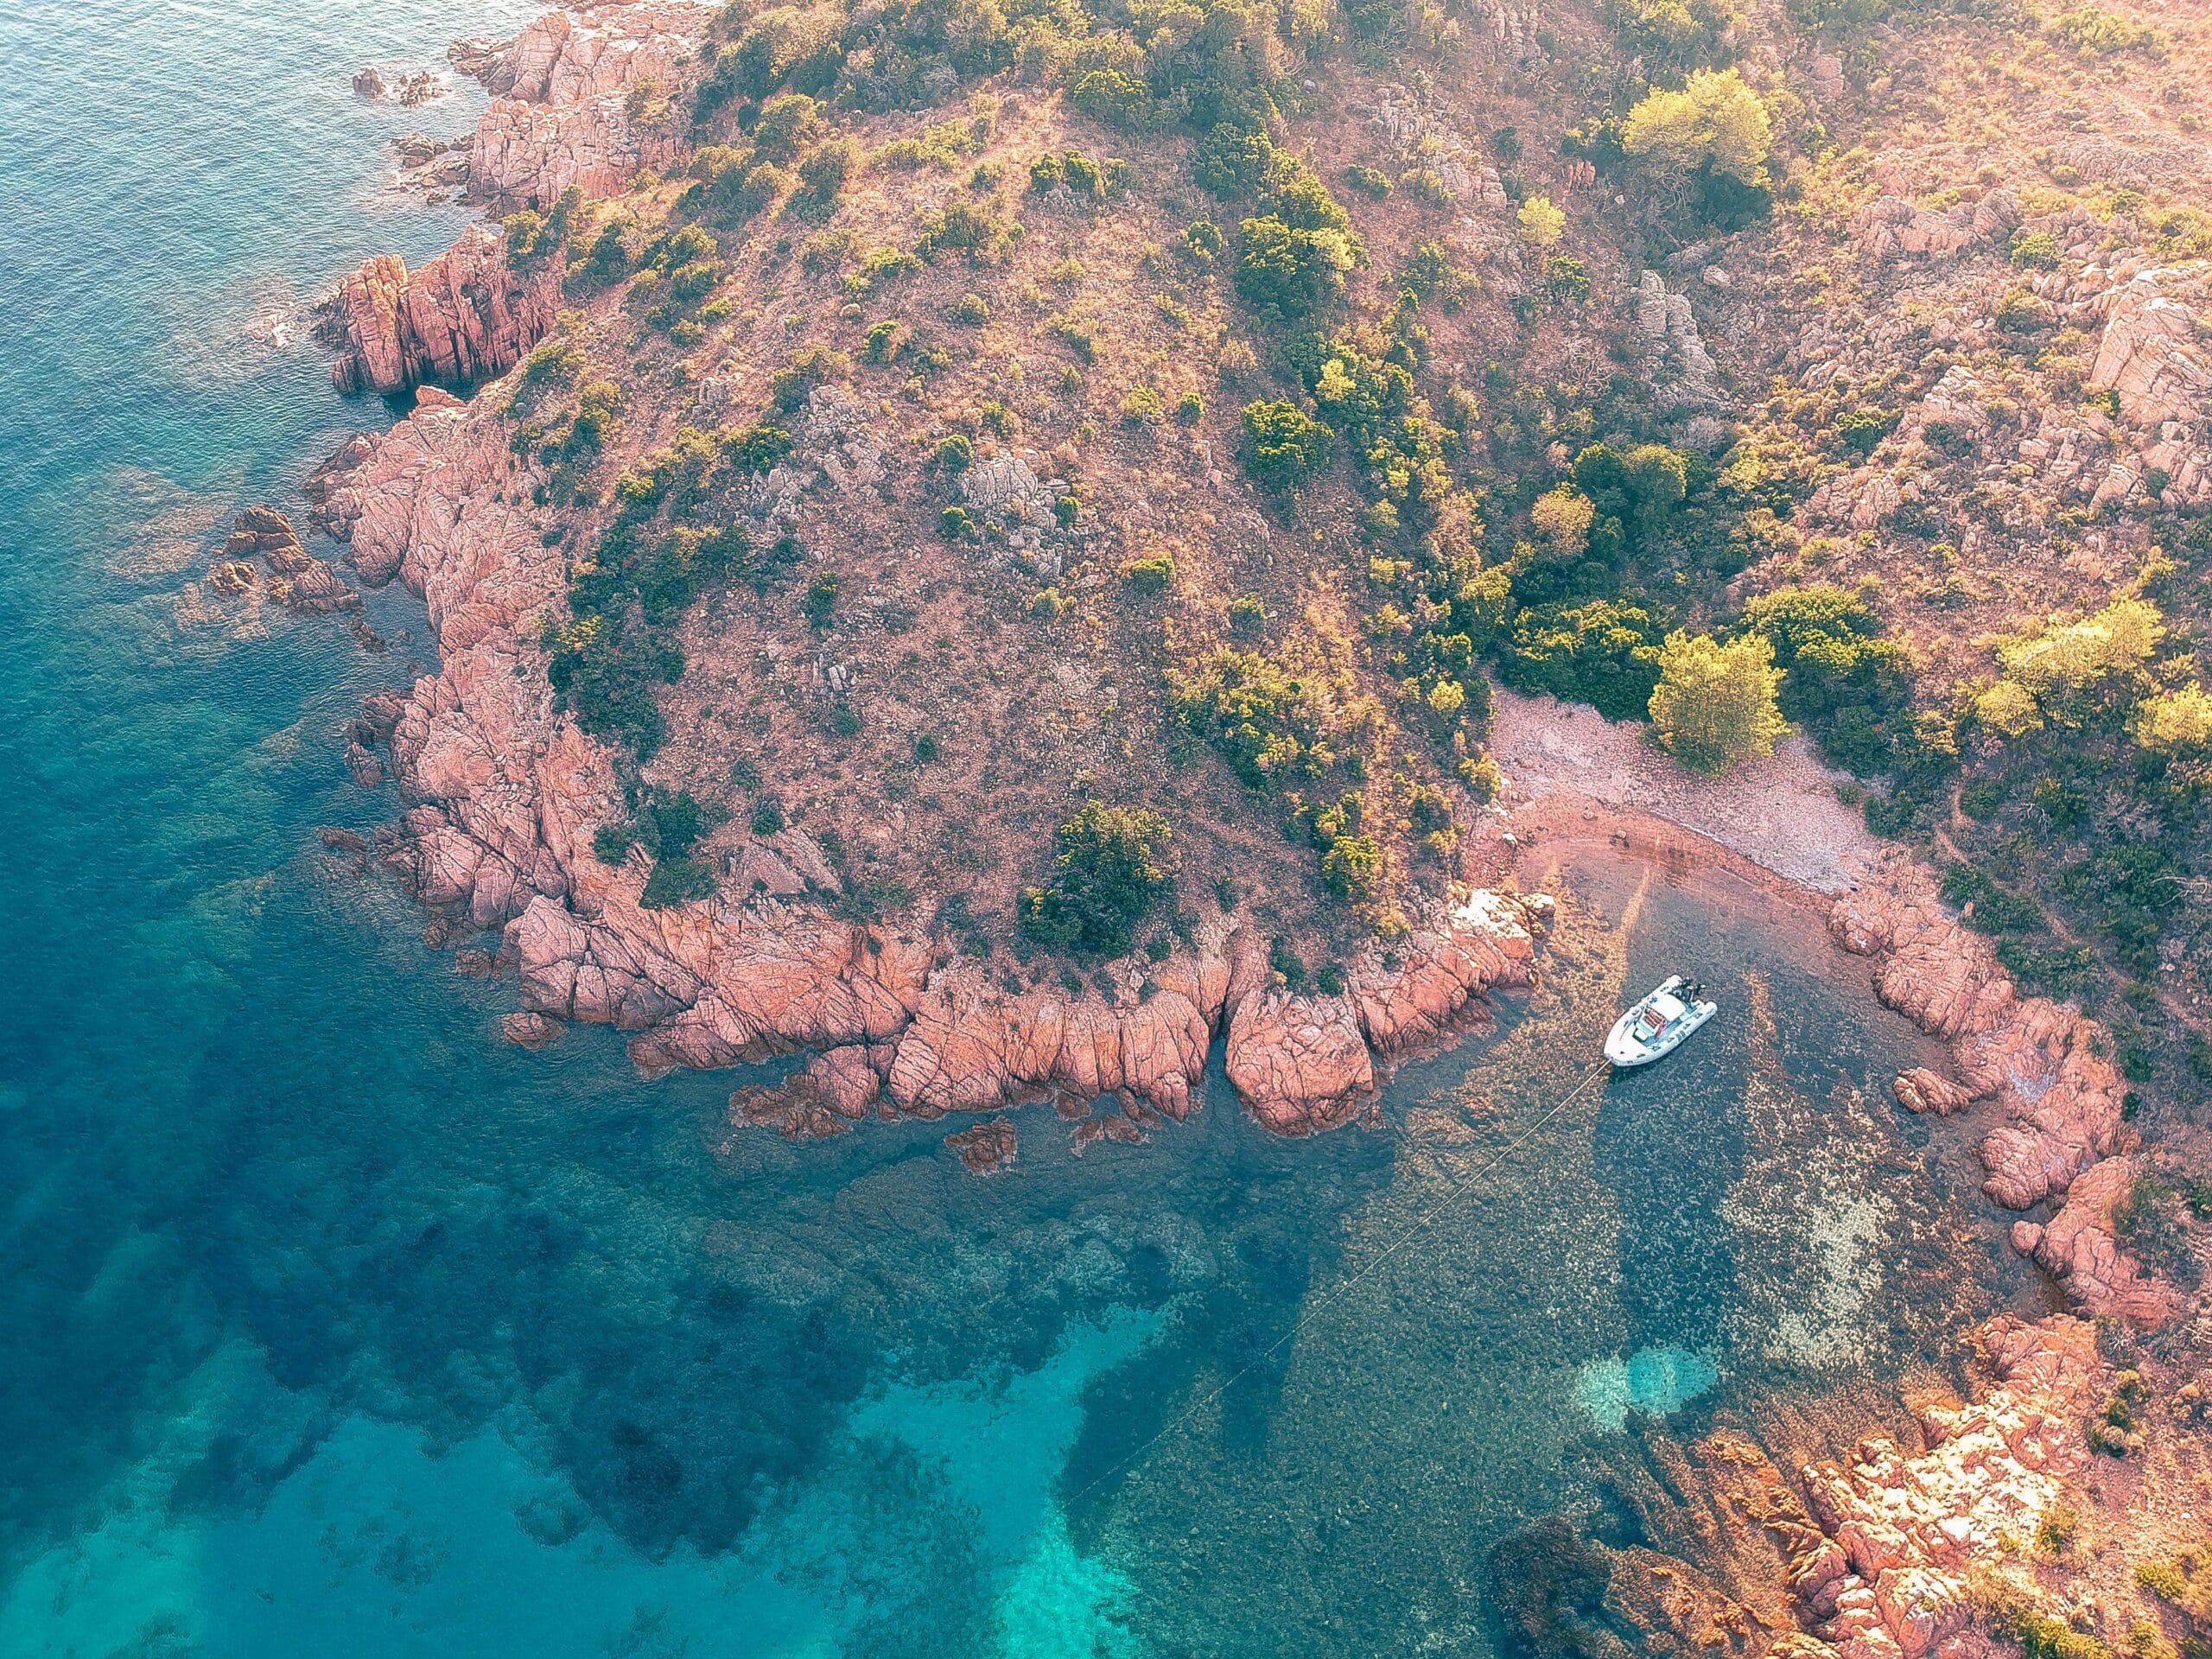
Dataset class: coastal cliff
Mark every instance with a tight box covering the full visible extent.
[458,3,709,206]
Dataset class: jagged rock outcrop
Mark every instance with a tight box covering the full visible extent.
[1891,1066,1977,1116]
[1633,270,1722,411]
[469,98,677,207]
[456,5,712,103]
[1227,891,1546,1133]
[2089,268,2212,429]
[320,225,562,397]
[1849,189,2018,262]
[301,432,378,539]
[459,3,710,206]
[1785,1315,2102,1659]
[354,66,446,105]
[1354,84,1510,211]
[1830,862,2125,1214]
[330,391,1552,1146]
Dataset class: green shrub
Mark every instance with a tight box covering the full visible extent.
[2011,229,2063,269]
[953,291,991,325]
[1321,833,1385,903]
[753,92,822,161]
[931,433,976,471]
[640,855,717,910]
[1069,67,1155,130]
[1621,67,1771,185]
[2034,1503,2079,1555]
[1344,164,1393,198]
[721,423,794,474]
[2047,6,2165,54]
[1240,400,1333,493]
[1175,389,1205,425]
[1398,241,1469,309]
[581,223,631,285]
[1738,584,1916,775]
[1497,600,1667,721]
[803,573,839,627]
[798,136,859,200]
[863,319,905,361]
[1396,167,1452,207]
[1019,803,1178,957]
[1836,406,1899,454]
[1236,214,1363,317]
[1121,384,1167,426]
[1169,645,1356,786]
[1122,554,1175,592]
[1047,313,1101,362]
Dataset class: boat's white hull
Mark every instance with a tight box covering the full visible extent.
[1605,978,1719,1066]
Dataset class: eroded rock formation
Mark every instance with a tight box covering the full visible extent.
[1783,1316,2103,1659]
[319,225,562,397]
[457,3,711,206]
[1829,861,2125,1213]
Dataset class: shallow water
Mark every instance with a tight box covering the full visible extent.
[0,7,2026,1655]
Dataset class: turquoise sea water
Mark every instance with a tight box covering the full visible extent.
[0,6,2026,1654]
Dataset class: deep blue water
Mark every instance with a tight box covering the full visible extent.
[0,5,2024,1654]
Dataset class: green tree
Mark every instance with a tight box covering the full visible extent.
[1621,67,1771,184]
[1516,194,1566,247]
[1649,630,1788,773]
[1019,803,1179,957]
[1738,583,1916,773]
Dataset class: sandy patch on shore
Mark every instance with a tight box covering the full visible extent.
[1481,689,1884,893]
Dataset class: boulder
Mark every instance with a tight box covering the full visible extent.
[1891,1067,1977,1116]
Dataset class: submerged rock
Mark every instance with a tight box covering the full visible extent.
[216,505,357,613]
[945,1116,1018,1174]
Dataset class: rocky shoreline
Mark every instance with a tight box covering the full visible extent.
[309,382,1554,1151]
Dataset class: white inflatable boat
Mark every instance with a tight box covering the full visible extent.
[1605,976,1717,1067]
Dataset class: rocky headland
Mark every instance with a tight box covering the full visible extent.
[312,385,1552,1147]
